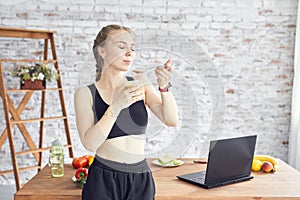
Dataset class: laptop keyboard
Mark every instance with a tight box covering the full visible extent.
[188,172,206,183]
[191,176,205,182]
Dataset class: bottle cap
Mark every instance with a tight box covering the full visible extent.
[52,138,62,146]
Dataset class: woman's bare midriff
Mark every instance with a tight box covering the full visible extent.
[96,135,146,164]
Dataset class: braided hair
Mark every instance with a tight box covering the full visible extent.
[93,24,136,81]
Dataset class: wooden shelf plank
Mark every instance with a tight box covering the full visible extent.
[0,59,57,63]
[0,26,56,34]
[12,116,67,124]
[16,144,72,155]
[0,27,56,39]
[0,165,41,175]
[6,88,62,93]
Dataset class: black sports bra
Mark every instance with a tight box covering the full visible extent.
[87,77,148,139]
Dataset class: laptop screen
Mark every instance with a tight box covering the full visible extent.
[204,135,257,184]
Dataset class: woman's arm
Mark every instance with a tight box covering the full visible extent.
[137,60,178,127]
[144,81,178,126]
[74,87,118,152]
[148,59,178,126]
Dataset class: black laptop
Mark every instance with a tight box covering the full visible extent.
[177,135,257,189]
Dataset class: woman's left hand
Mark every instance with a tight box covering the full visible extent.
[155,59,173,89]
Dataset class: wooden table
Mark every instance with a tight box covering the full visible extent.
[14,158,300,200]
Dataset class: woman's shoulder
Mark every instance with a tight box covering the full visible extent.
[74,85,95,107]
[74,84,94,99]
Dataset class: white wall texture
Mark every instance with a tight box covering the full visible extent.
[0,0,298,185]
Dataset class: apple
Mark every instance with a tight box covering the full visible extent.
[261,161,274,173]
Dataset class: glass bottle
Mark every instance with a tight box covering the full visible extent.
[49,139,64,177]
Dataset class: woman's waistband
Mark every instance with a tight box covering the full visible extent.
[93,155,151,173]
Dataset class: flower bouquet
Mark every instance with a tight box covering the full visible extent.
[11,63,59,89]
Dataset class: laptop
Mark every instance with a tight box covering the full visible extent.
[177,135,257,189]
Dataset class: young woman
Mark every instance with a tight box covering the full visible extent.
[74,24,178,200]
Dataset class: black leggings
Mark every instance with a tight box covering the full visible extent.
[82,156,156,200]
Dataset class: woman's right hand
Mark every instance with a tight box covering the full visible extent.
[111,81,144,114]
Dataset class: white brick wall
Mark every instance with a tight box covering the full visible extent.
[0,0,298,185]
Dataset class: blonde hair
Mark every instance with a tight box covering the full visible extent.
[93,24,136,81]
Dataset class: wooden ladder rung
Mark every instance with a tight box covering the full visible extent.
[6,88,63,93]
[12,116,67,124]
[0,165,41,175]
[16,144,72,155]
[0,59,57,63]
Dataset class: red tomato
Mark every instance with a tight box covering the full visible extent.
[72,157,88,169]
[82,155,94,166]
[82,155,91,162]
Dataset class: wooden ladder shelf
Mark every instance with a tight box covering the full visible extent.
[0,27,74,191]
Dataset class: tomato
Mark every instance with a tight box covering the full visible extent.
[72,157,88,169]
[82,155,94,167]
[82,155,91,162]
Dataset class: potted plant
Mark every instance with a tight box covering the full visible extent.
[11,63,59,90]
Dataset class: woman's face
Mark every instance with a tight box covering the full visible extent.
[100,30,136,72]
